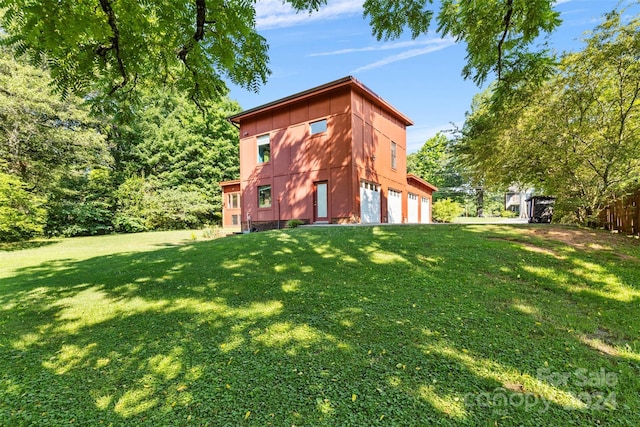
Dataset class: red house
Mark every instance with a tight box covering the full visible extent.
[221,76,437,230]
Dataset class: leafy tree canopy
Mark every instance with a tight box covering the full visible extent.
[110,87,241,207]
[1,46,242,238]
[0,47,109,189]
[1,0,563,104]
[0,172,47,242]
[407,132,470,204]
[455,7,640,223]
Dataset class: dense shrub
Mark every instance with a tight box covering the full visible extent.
[285,219,304,228]
[45,168,114,237]
[432,198,464,223]
[114,177,215,232]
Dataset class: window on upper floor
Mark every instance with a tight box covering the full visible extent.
[257,134,270,163]
[391,141,397,169]
[258,185,272,208]
[310,119,327,135]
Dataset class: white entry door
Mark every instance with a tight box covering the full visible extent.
[360,181,380,223]
[387,189,402,224]
[314,181,328,222]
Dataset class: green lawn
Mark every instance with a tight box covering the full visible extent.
[1,225,639,426]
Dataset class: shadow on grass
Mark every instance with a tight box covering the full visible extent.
[0,225,638,425]
[0,239,59,252]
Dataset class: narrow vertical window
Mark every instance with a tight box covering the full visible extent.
[391,142,397,169]
[257,134,270,163]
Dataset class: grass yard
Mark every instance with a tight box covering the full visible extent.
[1,225,639,426]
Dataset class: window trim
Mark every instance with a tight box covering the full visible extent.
[257,134,270,164]
[228,193,239,209]
[258,185,272,208]
[391,141,397,170]
[310,119,328,135]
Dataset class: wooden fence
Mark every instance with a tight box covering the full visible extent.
[599,191,640,235]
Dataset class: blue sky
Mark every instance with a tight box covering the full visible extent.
[227,0,636,154]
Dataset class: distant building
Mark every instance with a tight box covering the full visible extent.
[505,186,533,219]
[221,76,437,231]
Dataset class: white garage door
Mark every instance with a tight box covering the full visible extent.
[421,197,430,223]
[408,193,419,223]
[360,181,381,223]
[387,189,402,224]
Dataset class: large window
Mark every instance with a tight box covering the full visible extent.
[310,119,327,135]
[258,185,271,208]
[391,141,397,169]
[257,134,270,163]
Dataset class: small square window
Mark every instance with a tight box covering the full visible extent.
[258,185,271,208]
[231,214,239,225]
[310,119,327,135]
[257,134,270,163]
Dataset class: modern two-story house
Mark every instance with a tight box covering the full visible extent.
[220,76,437,231]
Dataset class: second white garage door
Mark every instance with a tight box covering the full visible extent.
[387,189,402,224]
[360,181,381,223]
[421,197,430,223]
[408,193,419,223]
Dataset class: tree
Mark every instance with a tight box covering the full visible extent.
[0,0,270,105]
[407,132,449,187]
[1,0,563,104]
[0,172,46,242]
[109,87,241,222]
[1,47,114,238]
[45,167,115,237]
[407,132,468,203]
[0,48,109,189]
[455,8,640,224]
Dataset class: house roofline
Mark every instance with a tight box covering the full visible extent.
[219,179,240,187]
[228,76,413,126]
[407,174,438,192]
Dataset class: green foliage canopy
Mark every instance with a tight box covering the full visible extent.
[110,87,241,218]
[0,172,46,241]
[0,48,108,188]
[1,47,242,239]
[456,8,640,223]
[1,0,564,103]
[0,0,271,104]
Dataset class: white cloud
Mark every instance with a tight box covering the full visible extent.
[310,37,452,57]
[255,0,362,30]
[350,37,456,73]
